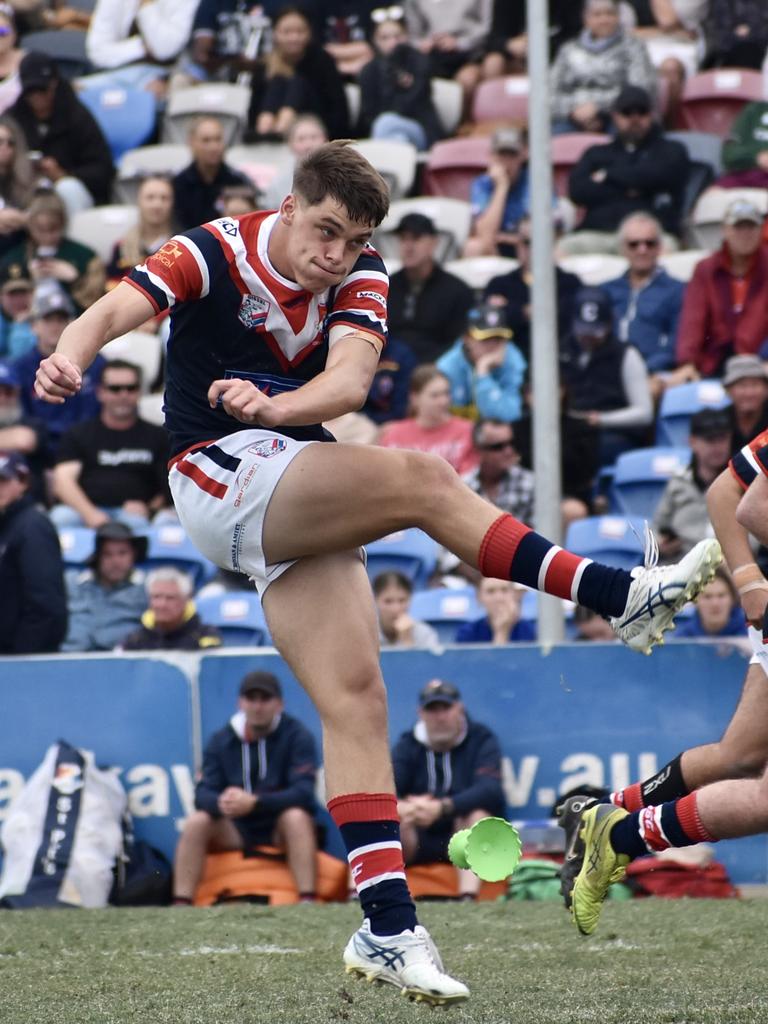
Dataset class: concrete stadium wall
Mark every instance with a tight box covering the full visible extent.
[1,641,766,884]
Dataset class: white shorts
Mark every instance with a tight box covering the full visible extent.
[169,430,318,595]
[748,625,768,679]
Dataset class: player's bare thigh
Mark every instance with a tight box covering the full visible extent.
[261,441,497,567]
[717,663,768,772]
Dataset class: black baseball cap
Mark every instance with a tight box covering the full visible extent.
[572,286,613,336]
[393,212,437,236]
[239,671,282,699]
[0,263,32,292]
[19,51,58,92]
[466,302,513,341]
[613,84,652,114]
[419,679,461,708]
[689,408,732,440]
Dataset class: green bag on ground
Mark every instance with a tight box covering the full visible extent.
[505,859,633,901]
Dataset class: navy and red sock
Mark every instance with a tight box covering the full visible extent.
[610,792,714,860]
[610,754,689,812]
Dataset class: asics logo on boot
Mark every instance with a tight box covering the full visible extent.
[357,934,406,969]
[620,580,684,627]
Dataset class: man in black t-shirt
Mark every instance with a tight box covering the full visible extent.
[51,359,171,530]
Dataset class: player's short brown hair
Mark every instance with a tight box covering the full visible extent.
[292,140,390,227]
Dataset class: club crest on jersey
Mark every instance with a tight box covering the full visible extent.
[249,438,287,458]
[238,294,270,330]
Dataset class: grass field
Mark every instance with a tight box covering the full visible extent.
[0,899,765,1024]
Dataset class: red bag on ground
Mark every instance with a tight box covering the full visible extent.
[625,857,739,899]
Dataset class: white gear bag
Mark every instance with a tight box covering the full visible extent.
[0,740,126,908]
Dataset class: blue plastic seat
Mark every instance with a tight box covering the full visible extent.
[195,592,271,647]
[409,586,482,642]
[565,516,646,571]
[78,85,157,161]
[365,529,439,590]
[57,526,96,571]
[656,380,731,448]
[141,523,217,589]
[611,447,691,520]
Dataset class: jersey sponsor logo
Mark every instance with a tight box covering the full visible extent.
[155,240,185,268]
[238,294,271,330]
[249,438,287,459]
[356,290,386,306]
[219,218,239,237]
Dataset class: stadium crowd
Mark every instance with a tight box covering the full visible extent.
[3,0,768,659]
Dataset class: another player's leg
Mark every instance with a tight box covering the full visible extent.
[261,551,469,1005]
[572,766,768,935]
[261,444,720,654]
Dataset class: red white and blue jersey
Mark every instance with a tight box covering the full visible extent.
[730,427,768,490]
[126,210,388,456]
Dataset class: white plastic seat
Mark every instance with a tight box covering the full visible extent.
[444,256,518,291]
[68,205,138,263]
[116,143,191,203]
[689,187,768,251]
[556,253,628,285]
[375,197,472,262]
[101,330,163,393]
[163,83,252,146]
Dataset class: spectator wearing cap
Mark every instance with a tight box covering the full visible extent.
[120,566,222,651]
[0,358,46,501]
[51,358,171,531]
[674,199,768,382]
[436,302,527,423]
[464,127,534,259]
[0,450,66,654]
[564,84,689,254]
[652,407,732,563]
[61,522,148,652]
[377,364,477,474]
[173,670,319,905]
[723,354,768,455]
[12,284,104,458]
[357,9,443,151]
[0,263,34,360]
[549,0,656,135]
[484,214,582,365]
[0,190,106,314]
[392,679,505,899]
[7,51,115,213]
[562,285,653,468]
[601,212,685,393]
[386,211,474,365]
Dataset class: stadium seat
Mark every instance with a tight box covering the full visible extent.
[409,586,483,642]
[658,249,708,283]
[556,253,628,285]
[656,380,731,447]
[471,76,529,125]
[163,83,251,147]
[68,204,138,263]
[78,85,157,162]
[665,130,724,178]
[195,591,271,646]
[141,523,217,589]
[551,132,609,197]
[226,142,293,194]
[375,197,472,262]
[364,528,439,590]
[677,68,763,139]
[138,392,164,425]
[101,330,163,394]
[565,515,646,571]
[611,446,691,519]
[444,255,518,291]
[430,77,463,136]
[421,136,492,201]
[57,526,96,572]
[116,143,191,204]
[351,139,418,200]
[689,186,768,251]
[20,29,92,79]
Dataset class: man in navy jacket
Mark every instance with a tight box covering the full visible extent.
[173,670,319,903]
[393,679,506,899]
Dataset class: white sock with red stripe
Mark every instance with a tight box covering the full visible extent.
[328,792,417,936]
[478,513,632,617]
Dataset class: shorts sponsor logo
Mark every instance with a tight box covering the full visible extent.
[238,294,270,330]
[52,762,84,796]
[248,438,287,459]
[233,463,258,507]
[231,521,246,571]
[356,290,386,305]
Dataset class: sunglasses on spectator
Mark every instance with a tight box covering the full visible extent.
[625,238,659,250]
[371,5,404,22]
[103,383,140,393]
[480,440,515,452]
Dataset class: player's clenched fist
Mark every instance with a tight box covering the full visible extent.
[208,377,282,427]
[35,352,83,404]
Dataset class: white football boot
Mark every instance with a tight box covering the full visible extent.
[611,528,721,654]
[343,919,469,1006]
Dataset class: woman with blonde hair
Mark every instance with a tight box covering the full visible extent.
[107,174,175,288]
[0,113,34,258]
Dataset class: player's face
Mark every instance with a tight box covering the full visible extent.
[280,194,374,292]
[97,539,136,586]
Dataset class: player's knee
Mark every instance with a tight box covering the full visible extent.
[405,450,461,506]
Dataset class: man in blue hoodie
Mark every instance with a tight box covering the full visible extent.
[393,679,506,900]
[173,670,319,904]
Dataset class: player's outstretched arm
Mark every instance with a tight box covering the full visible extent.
[34,282,156,404]
[708,468,768,626]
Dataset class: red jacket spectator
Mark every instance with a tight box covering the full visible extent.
[676,244,768,377]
